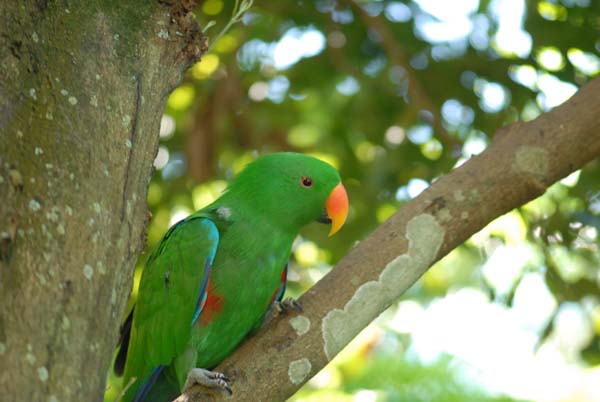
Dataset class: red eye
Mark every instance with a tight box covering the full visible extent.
[301,176,313,187]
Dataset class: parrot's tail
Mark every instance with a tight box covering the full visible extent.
[127,365,180,402]
[132,366,164,402]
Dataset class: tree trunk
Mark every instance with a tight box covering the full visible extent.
[177,76,600,402]
[0,2,204,401]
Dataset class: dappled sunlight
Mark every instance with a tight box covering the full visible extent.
[413,0,478,43]
[237,26,326,71]
[472,211,527,246]
[536,47,566,72]
[192,180,228,210]
[567,49,600,76]
[307,152,340,170]
[191,53,220,79]
[167,85,195,110]
[489,0,532,58]
[273,28,326,70]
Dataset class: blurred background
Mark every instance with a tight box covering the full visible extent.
[105,1,600,401]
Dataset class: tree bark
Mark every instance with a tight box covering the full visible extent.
[0,2,205,401]
[177,77,600,402]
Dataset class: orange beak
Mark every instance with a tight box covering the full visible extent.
[326,182,349,236]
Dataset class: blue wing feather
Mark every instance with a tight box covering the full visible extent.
[133,365,164,402]
[191,257,212,325]
[190,219,219,325]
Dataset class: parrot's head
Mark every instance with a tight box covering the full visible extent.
[229,152,348,236]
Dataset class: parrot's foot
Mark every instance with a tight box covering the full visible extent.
[183,368,232,396]
[260,298,303,329]
[274,297,303,315]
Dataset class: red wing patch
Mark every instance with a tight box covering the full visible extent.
[268,264,288,305]
[199,281,224,325]
[280,265,287,282]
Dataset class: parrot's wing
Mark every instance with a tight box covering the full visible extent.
[124,216,219,393]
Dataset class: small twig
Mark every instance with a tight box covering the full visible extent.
[204,0,254,51]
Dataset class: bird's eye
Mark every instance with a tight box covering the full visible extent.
[301,176,313,187]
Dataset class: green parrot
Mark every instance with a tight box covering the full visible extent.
[114,152,348,402]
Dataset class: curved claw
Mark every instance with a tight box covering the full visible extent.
[184,368,232,396]
[274,297,303,315]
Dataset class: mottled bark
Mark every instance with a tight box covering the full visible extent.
[0,2,205,401]
[177,77,600,402]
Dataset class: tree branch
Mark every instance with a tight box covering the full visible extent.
[175,76,600,402]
